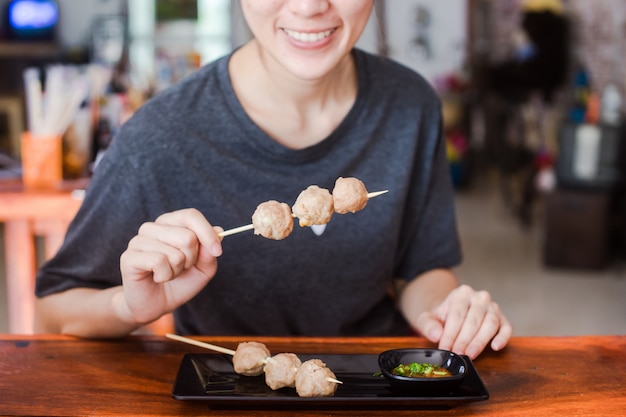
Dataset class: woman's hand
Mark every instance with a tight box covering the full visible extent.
[397,271,513,360]
[118,208,223,326]
[415,284,513,359]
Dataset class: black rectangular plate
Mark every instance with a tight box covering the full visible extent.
[171,353,489,410]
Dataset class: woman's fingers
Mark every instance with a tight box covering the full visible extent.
[457,301,500,359]
[490,310,513,352]
[123,235,189,283]
[136,222,200,271]
[154,208,222,257]
[435,285,472,351]
[433,285,511,359]
[448,290,491,355]
[121,208,223,286]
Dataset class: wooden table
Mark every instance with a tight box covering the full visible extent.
[0,179,87,333]
[0,335,624,416]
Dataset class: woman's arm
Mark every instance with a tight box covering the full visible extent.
[34,208,223,338]
[34,286,143,338]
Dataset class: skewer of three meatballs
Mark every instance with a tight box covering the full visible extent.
[219,177,388,239]
[166,334,341,397]
[232,341,341,397]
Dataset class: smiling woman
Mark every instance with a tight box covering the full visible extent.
[34,0,511,361]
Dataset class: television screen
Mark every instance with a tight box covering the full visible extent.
[7,0,59,40]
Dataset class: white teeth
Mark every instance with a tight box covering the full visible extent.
[283,29,334,43]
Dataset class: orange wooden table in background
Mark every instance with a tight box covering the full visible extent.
[0,178,86,333]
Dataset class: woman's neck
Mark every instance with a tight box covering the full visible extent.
[229,41,358,149]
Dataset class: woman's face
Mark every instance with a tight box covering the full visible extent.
[240,0,374,81]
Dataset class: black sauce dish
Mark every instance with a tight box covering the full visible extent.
[378,348,468,394]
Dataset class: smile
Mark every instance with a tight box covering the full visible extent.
[283,28,335,43]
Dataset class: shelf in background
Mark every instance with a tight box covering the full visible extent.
[0,41,61,58]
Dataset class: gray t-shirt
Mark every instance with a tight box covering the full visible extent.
[35,49,462,336]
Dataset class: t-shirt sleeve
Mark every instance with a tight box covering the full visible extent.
[35,129,151,297]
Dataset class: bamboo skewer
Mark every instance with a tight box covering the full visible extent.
[166,333,236,355]
[165,333,343,385]
[365,190,389,199]
[217,190,388,238]
[218,224,255,238]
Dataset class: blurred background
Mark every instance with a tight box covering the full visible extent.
[0,0,624,335]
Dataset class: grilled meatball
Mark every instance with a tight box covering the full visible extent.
[264,352,302,390]
[232,341,270,376]
[292,185,334,227]
[332,177,368,214]
[251,200,294,240]
[295,359,339,397]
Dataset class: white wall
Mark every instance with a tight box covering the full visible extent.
[355,5,381,55]
[384,0,467,84]
[56,0,126,48]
